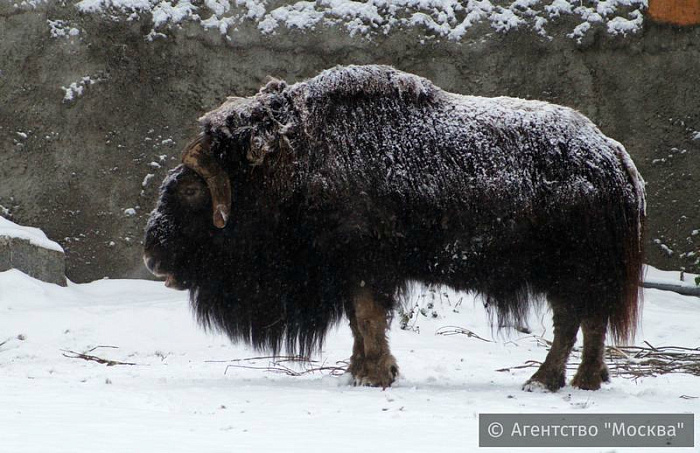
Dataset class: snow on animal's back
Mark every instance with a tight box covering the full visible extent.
[440,91,615,168]
[431,90,641,210]
[288,65,642,216]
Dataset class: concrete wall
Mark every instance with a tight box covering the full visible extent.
[1,2,699,282]
[0,236,66,285]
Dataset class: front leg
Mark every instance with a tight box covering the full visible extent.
[347,312,366,378]
[347,287,398,388]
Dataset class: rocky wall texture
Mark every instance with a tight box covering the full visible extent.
[0,236,66,285]
[1,0,698,282]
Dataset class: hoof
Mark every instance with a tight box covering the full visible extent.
[522,380,551,393]
[352,354,398,388]
[523,369,566,393]
[571,365,608,391]
[571,374,601,390]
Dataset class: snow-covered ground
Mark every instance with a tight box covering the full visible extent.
[1,266,698,452]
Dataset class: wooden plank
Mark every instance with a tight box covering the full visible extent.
[648,0,700,26]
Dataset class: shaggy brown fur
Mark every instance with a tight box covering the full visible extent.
[144,65,646,390]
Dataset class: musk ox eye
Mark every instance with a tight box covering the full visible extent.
[178,182,206,204]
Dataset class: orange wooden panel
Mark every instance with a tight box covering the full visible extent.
[648,0,700,26]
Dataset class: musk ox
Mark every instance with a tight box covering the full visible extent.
[143,65,645,391]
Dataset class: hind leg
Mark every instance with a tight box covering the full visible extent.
[523,298,580,392]
[347,287,398,388]
[571,315,609,390]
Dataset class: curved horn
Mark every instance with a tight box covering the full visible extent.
[181,134,231,229]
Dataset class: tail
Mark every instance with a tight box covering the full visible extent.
[608,140,646,344]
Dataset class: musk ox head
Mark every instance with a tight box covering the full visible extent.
[143,79,294,290]
[143,130,240,290]
[142,168,216,290]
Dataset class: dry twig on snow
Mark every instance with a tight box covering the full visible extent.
[206,355,347,377]
[435,326,493,342]
[61,345,137,366]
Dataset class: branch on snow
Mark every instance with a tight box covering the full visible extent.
[61,345,137,366]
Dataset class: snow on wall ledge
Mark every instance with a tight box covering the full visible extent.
[0,217,67,286]
[0,217,64,253]
[57,0,648,43]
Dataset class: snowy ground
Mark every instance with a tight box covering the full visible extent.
[1,267,698,452]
